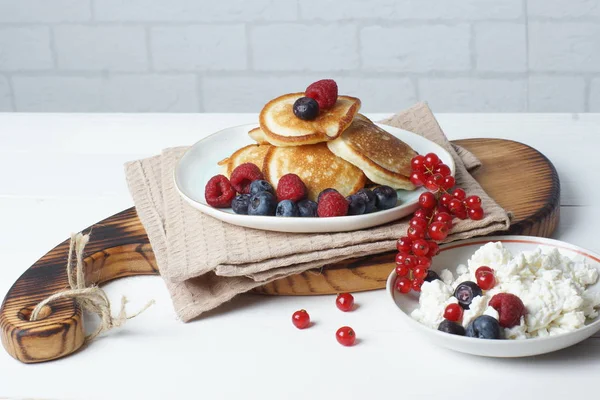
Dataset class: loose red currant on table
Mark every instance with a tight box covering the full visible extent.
[292,310,310,329]
[395,264,409,277]
[396,236,412,253]
[336,293,354,312]
[428,221,449,241]
[336,326,356,346]
[411,279,425,292]
[444,304,464,322]
[395,277,412,293]
[411,239,430,257]
[419,192,437,209]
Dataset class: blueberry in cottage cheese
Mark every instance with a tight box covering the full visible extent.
[411,242,600,340]
[465,315,501,339]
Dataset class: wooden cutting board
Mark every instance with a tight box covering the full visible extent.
[0,138,560,363]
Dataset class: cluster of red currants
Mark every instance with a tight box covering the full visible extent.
[395,152,486,295]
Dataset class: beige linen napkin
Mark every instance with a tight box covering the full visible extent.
[125,102,510,322]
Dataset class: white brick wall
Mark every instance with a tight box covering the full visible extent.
[0,0,599,113]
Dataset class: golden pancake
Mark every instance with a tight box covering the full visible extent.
[262,143,366,201]
[248,127,270,144]
[327,114,417,190]
[259,93,360,147]
[217,144,272,177]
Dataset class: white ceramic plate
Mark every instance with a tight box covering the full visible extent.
[386,235,600,357]
[174,123,454,233]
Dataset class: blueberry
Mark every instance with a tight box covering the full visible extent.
[438,319,466,336]
[466,315,501,339]
[346,194,367,215]
[293,97,319,121]
[250,180,274,196]
[317,188,339,203]
[276,200,299,217]
[356,189,377,213]
[248,192,277,216]
[297,199,318,217]
[424,270,441,283]
[231,194,251,215]
[454,281,483,310]
[373,185,398,210]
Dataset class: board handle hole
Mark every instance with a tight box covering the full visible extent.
[18,305,52,321]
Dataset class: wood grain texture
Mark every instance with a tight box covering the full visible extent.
[0,139,559,363]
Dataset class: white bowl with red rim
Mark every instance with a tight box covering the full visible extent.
[386,235,600,357]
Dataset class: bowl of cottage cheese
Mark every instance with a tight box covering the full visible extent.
[386,236,600,357]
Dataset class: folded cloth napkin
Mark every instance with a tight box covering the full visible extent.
[125,102,510,322]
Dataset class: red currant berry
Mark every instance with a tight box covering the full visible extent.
[418,192,437,209]
[416,255,432,269]
[410,172,427,186]
[465,195,482,210]
[336,293,354,312]
[292,309,310,329]
[425,173,444,193]
[414,208,433,220]
[395,277,412,294]
[448,199,467,219]
[454,207,468,220]
[475,266,493,277]
[413,266,428,280]
[410,217,429,231]
[407,225,426,240]
[411,155,427,173]
[441,176,455,191]
[336,326,356,346]
[403,255,417,270]
[452,188,466,201]
[411,239,430,257]
[396,264,410,277]
[440,193,455,207]
[411,278,425,292]
[434,212,453,230]
[477,271,496,290]
[434,163,452,177]
[396,236,412,253]
[395,252,408,266]
[424,153,441,169]
[428,221,449,241]
[443,304,464,322]
[468,207,484,220]
[427,241,440,256]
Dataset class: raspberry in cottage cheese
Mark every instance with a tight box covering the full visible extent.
[411,242,600,339]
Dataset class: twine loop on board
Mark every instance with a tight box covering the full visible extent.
[30,232,155,342]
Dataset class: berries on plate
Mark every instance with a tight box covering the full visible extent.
[317,188,338,203]
[443,303,464,322]
[276,173,308,202]
[230,163,264,194]
[317,191,349,217]
[438,319,465,336]
[336,326,356,346]
[276,200,299,217]
[205,175,236,208]
[297,199,318,217]
[489,293,525,328]
[305,79,338,110]
[293,97,319,121]
[454,281,483,310]
[465,315,501,339]
[231,194,251,214]
[356,188,377,213]
[292,309,310,329]
[248,192,277,216]
[346,194,367,215]
[373,185,397,210]
[476,270,496,290]
[336,293,354,312]
[250,179,275,196]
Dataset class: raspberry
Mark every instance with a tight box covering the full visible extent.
[276,174,307,202]
[205,175,236,208]
[305,79,338,110]
[489,293,526,328]
[230,163,264,194]
[317,191,349,217]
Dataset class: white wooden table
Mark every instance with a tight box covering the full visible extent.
[0,113,599,400]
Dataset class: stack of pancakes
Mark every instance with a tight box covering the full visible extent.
[218,92,418,202]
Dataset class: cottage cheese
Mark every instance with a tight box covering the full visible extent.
[411,242,600,339]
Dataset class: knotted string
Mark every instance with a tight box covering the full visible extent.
[30,232,154,342]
